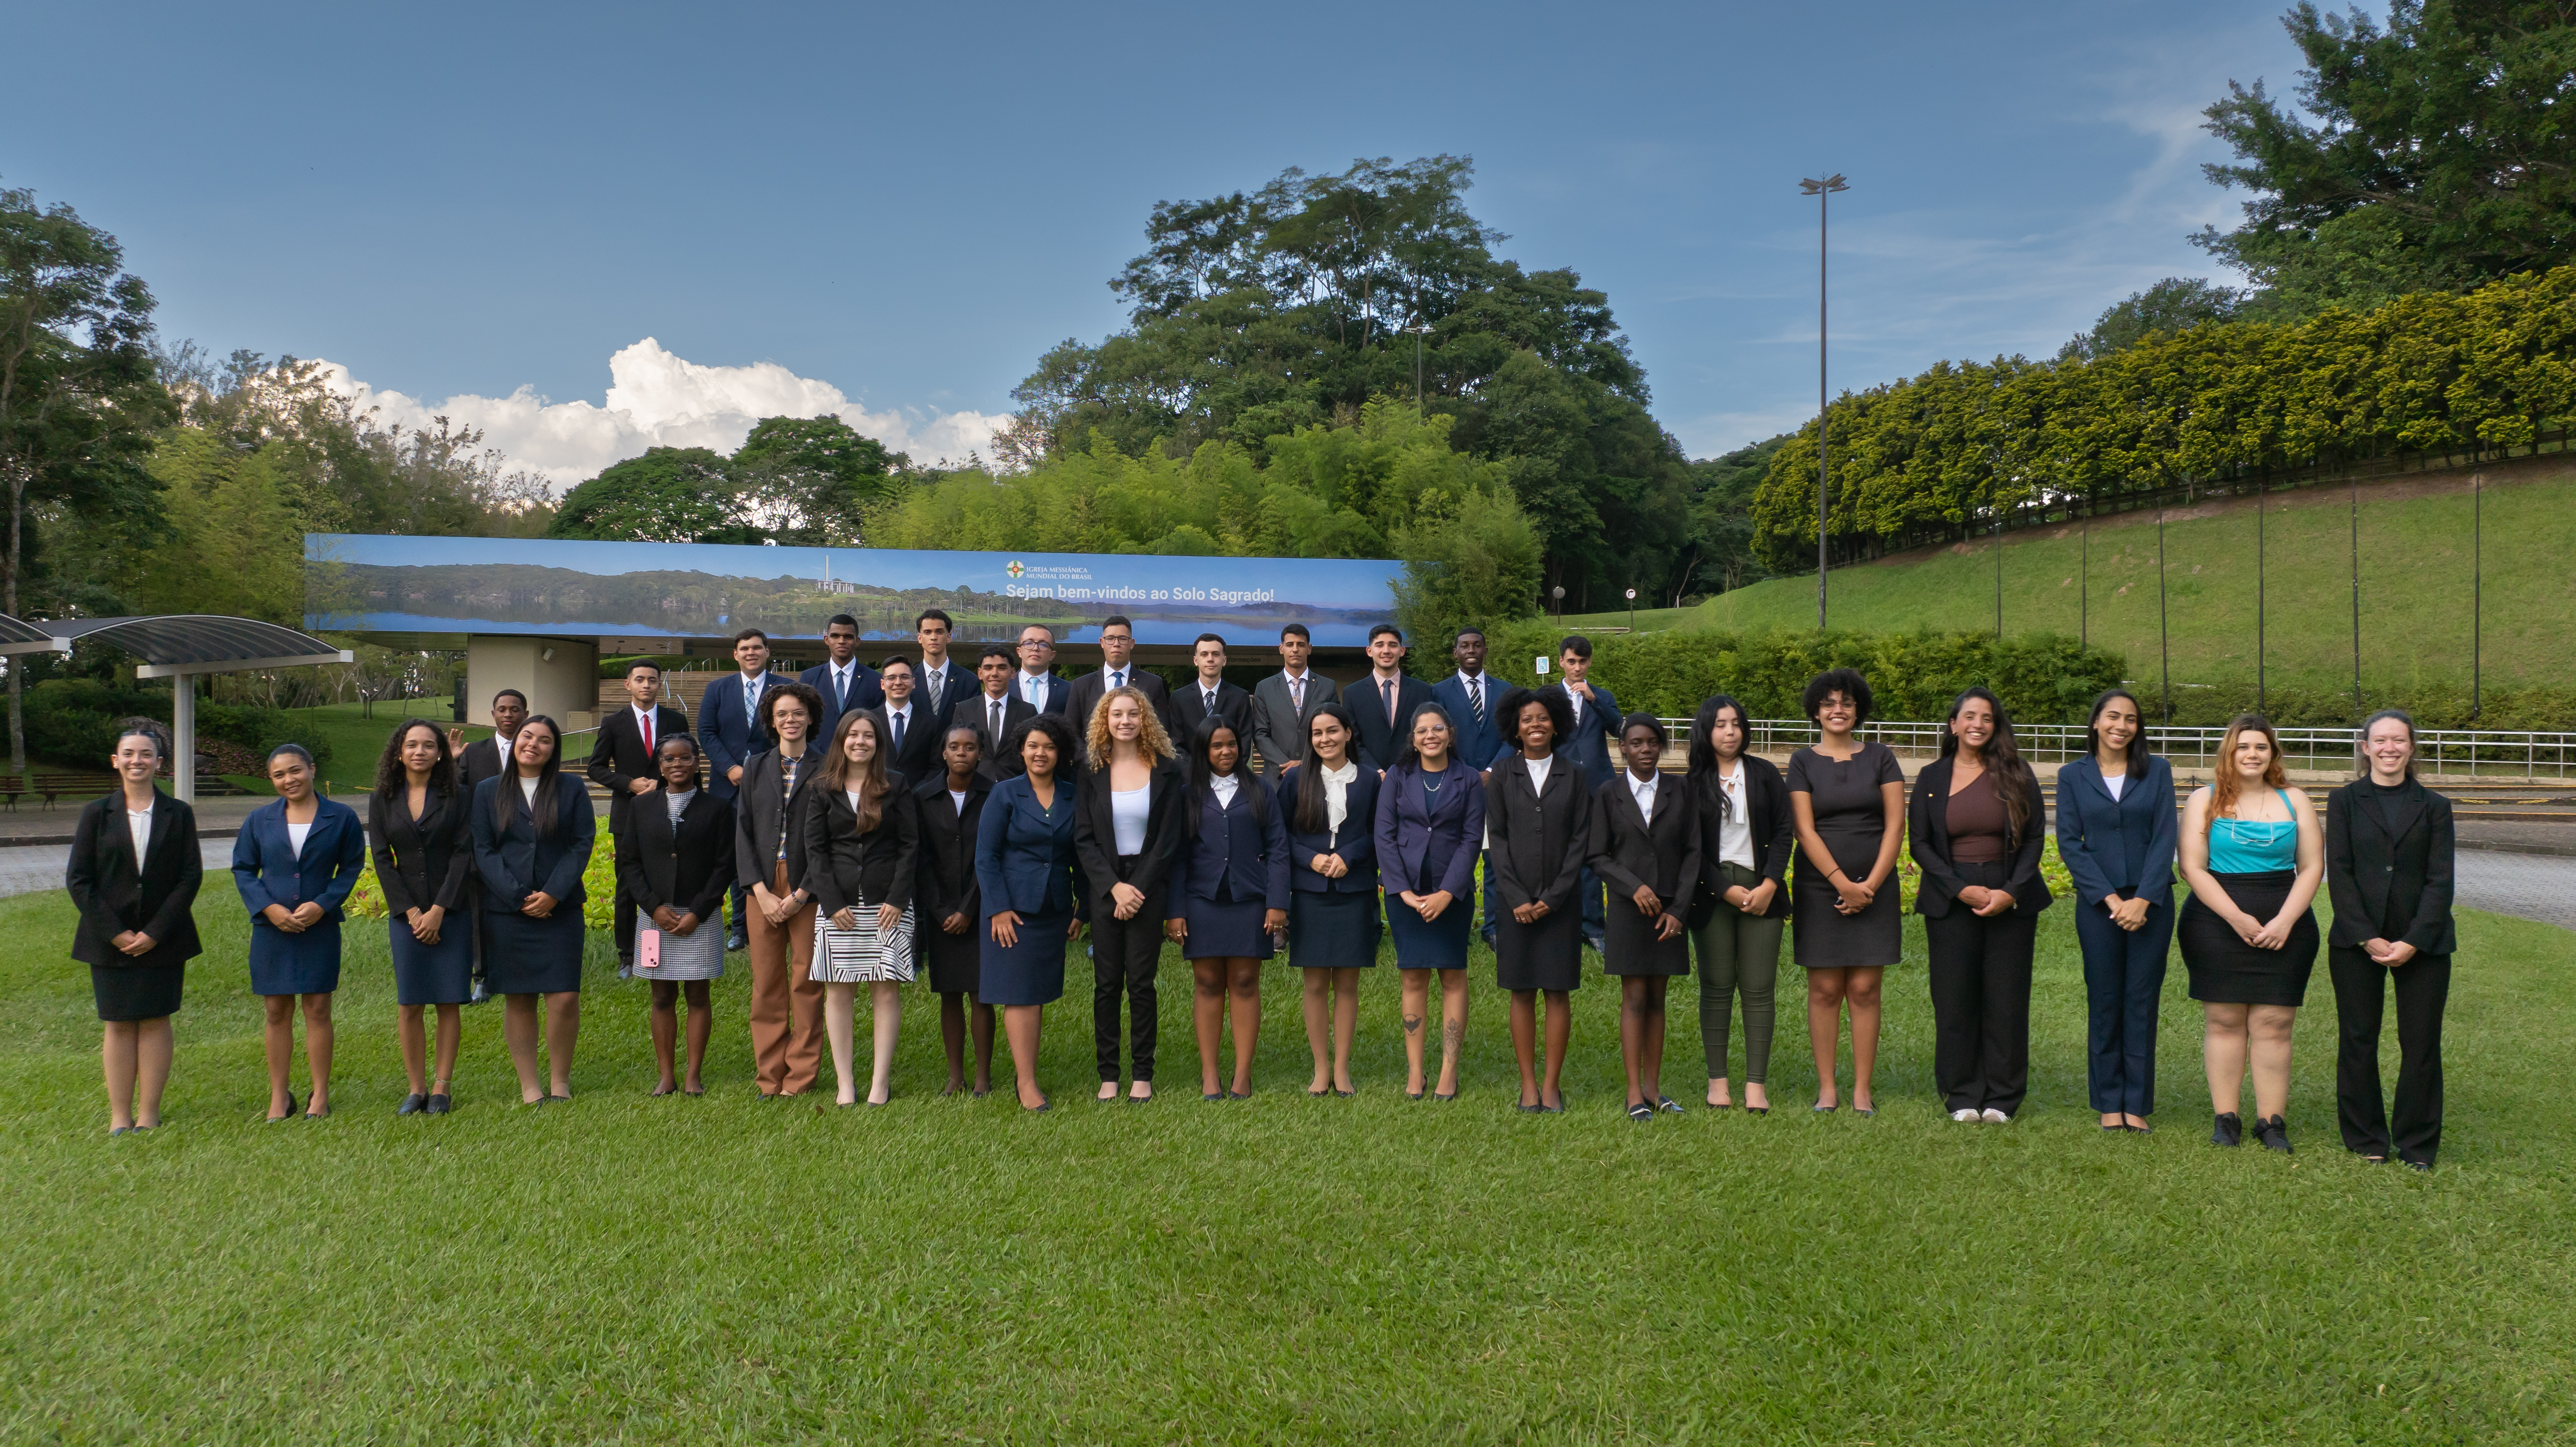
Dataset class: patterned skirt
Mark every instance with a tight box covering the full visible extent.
[811,900,916,984]
[639,922,726,982]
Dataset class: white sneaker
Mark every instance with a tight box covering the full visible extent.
[1951,1108,1981,1123]
[1981,1108,2011,1124]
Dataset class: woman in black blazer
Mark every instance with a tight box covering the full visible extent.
[368,719,474,1115]
[802,710,919,1108]
[2325,710,2457,1170]
[617,734,735,1097]
[67,723,202,1135]
[1909,688,2054,1123]
[1686,697,1791,1113]
[1486,688,1592,1114]
[469,715,596,1105]
[734,682,826,1099]
[2055,688,2178,1132]
[1592,713,1700,1122]
[1074,686,1183,1103]
[1165,715,1290,1100]
[1281,701,1380,1097]
[916,725,995,1096]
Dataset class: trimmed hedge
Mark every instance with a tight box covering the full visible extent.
[20,680,333,771]
[1476,625,2128,725]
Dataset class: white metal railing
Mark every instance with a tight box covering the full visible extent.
[1655,718,2576,783]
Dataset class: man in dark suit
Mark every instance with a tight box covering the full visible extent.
[1544,633,1620,952]
[1168,633,1253,746]
[1347,624,1438,773]
[946,645,1037,779]
[1064,614,1172,739]
[798,613,884,744]
[1250,623,1336,782]
[1431,627,1508,943]
[588,659,694,975]
[446,687,526,1003]
[863,656,942,783]
[1012,624,1074,717]
[698,628,793,949]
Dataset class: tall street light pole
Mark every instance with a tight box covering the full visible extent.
[1800,174,1848,631]
[1402,321,1435,422]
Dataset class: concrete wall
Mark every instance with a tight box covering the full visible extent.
[465,636,600,733]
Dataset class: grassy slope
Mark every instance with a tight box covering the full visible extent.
[3,890,2569,1442]
[1581,460,2571,695]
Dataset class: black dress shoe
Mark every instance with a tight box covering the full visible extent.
[1626,1102,1653,1123]
[1203,1091,1225,1102]
[2211,1111,2243,1147]
[397,1093,427,1116]
[725,930,749,952]
[2254,1114,2292,1154]
[2403,1158,2433,1172]
[425,1094,451,1115]
[266,1094,297,1123]
[1656,1096,1684,1114]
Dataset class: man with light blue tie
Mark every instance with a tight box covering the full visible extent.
[1014,624,1073,717]
[699,627,792,950]
[1430,627,1507,944]
[1065,615,1172,738]
[799,613,884,744]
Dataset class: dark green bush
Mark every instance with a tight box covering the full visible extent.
[19,680,332,771]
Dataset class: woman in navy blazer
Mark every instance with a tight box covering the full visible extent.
[974,713,1087,1111]
[470,715,597,1105]
[1281,702,1380,1096]
[2054,688,2178,1132]
[1165,716,1290,1100]
[68,724,203,1135]
[1373,702,1486,1100]
[233,744,367,1121]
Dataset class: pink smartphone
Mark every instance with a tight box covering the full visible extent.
[637,929,661,970]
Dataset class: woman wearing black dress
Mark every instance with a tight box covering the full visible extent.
[67,723,202,1136]
[1592,713,1699,1123]
[1785,668,1905,1115]
[915,725,996,1096]
[469,715,596,1105]
[617,734,734,1098]
[1909,688,2053,1124]
[1282,702,1380,1097]
[1486,688,1591,1113]
[2326,710,2456,1170]
[368,719,473,1115]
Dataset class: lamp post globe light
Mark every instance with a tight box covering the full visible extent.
[1800,173,1848,631]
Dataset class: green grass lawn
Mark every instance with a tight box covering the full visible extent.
[4,887,2568,1442]
[1646,462,2572,696]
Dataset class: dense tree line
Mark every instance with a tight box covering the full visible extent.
[1751,264,2576,568]
[546,414,909,546]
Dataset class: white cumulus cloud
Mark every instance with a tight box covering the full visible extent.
[313,338,1007,490]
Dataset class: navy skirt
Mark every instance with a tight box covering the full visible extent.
[1181,892,1276,961]
[980,908,1072,1006]
[390,917,474,1006]
[483,909,586,995]
[1388,892,1472,970]
[249,919,343,996]
[93,963,185,1021]
[1289,890,1380,968]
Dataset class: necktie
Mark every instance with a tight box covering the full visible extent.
[1290,674,1304,714]
[744,676,758,719]
[1204,688,1217,715]
[1467,676,1485,731]
[1109,669,1123,690]
[835,667,849,707]
[923,667,941,715]
[890,708,905,755]
[1382,678,1396,725]
[989,698,1004,744]
[641,708,654,756]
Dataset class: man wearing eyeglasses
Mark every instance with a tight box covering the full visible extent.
[1014,624,1072,718]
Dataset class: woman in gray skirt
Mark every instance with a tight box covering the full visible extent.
[617,733,734,1097]
[803,709,919,1107]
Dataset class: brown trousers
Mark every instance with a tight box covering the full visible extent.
[747,862,823,1095]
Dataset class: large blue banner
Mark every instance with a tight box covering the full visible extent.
[305,534,1403,646]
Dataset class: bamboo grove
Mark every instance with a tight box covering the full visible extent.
[1750,266,2576,569]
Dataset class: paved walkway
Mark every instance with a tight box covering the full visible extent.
[0,840,2563,932]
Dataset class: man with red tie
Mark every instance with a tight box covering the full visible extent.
[589,659,695,977]
[1347,624,1436,774]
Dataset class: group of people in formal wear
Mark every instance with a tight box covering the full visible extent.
[66,609,2457,1168]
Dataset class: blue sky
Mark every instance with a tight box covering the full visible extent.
[3,1,2303,474]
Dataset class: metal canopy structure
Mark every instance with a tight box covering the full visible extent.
[0,612,65,657]
[38,615,352,801]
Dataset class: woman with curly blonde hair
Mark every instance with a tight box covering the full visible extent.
[1074,686,1185,1101]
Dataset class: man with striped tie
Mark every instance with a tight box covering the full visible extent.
[1431,628,1508,944]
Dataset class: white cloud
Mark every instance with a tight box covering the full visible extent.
[313,338,1007,490]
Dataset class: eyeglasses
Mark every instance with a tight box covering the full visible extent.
[1018,639,1054,652]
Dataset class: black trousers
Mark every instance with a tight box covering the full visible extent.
[2330,945,2449,1165]
[1922,862,2038,1115]
[1092,869,1165,1083]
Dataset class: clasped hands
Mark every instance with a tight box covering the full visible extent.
[261,901,329,933]
[648,904,701,936]
[1955,884,2017,918]
[1626,883,1684,941]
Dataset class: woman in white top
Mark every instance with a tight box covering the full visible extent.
[1279,702,1381,1096]
[232,743,366,1121]
[1074,687,1183,1102]
[1685,696,1793,1114]
[68,724,205,1135]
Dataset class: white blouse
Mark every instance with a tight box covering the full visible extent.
[1714,761,1754,869]
[518,775,540,808]
[1321,761,1359,840]
[1626,769,1658,822]
[1110,784,1151,855]
[126,805,153,865]
[2102,769,2127,802]
[1524,755,1553,795]
[1210,774,1239,810]
[287,817,312,859]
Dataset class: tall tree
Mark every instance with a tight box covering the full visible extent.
[549,447,744,543]
[730,414,901,545]
[2195,2,2576,313]
[0,187,167,770]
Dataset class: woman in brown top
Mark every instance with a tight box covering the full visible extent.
[1908,687,2054,1122]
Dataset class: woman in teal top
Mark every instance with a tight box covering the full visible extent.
[2177,714,2323,1155]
